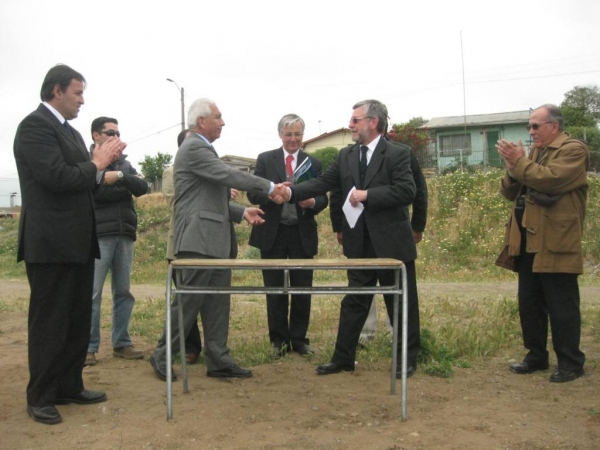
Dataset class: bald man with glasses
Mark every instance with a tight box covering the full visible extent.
[496,104,590,383]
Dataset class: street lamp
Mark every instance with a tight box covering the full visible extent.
[166,78,185,132]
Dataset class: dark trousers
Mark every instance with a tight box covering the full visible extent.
[517,251,585,371]
[169,259,202,355]
[331,238,420,367]
[261,224,312,350]
[185,321,202,355]
[25,259,95,407]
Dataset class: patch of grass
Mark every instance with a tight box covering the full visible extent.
[2,174,600,376]
[0,219,26,278]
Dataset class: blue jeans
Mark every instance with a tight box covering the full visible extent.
[88,235,136,353]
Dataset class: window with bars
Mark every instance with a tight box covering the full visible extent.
[439,134,472,157]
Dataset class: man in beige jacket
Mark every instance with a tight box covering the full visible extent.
[496,104,590,383]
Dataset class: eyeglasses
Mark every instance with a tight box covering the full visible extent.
[350,116,371,124]
[526,122,553,131]
[101,130,121,137]
[282,132,304,138]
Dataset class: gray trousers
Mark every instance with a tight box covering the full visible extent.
[153,252,235,372]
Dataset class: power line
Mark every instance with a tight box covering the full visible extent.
[468,69,600,85]
[127,124,181,145]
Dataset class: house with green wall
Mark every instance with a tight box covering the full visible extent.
[421,110,532,171]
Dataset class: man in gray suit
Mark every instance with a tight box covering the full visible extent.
[150,98,288,380]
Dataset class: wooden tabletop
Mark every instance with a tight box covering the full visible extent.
[170,258,404,269]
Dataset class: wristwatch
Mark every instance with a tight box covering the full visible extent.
[117,171,124,179]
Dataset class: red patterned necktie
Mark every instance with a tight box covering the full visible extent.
[286,154,294,178]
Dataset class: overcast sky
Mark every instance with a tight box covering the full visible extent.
[1,0,599,207]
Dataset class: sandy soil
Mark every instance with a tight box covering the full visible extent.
[0,280,598,450]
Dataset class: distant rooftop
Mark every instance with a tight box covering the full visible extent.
[302,128,350,146]
[423,110,530,129]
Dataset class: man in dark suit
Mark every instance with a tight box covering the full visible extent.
[14,64,125,424]
[248,114,328,357]
[282,99,418,377]
[149,98,289,381]
[353,143,427,351]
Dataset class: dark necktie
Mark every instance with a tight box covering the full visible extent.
[359,145,368,188]
[64,120,76,139]
[286,154,294,179]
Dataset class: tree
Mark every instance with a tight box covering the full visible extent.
[406,116,428,128]
[560,85,600,127]
[386,121,434,167]
[561,85,600,171]
[562,105,597,128]
[311,146,339,172]
[138,152,173,182]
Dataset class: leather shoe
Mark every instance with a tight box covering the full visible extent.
[395,365,416,379]
[509,361,549,374]
[549,368,584,383]
[27,405,62,425]
[149,355,177,382]
[293,343,314,356]
[207,364,253,378]
[185,352,199,365]
[272,343,287,359]
[316,361,355,375]
[55,390,107,405]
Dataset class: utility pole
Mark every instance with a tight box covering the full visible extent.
[166,78,185,132]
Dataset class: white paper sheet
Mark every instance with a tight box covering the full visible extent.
[342,187,364,229]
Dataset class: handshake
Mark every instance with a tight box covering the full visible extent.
[269,182,292,204]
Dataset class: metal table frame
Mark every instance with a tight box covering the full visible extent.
[163,258,408,421]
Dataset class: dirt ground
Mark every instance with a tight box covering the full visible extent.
[0,280,599,450]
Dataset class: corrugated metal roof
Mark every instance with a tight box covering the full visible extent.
[302,128,350,146]
[423,110,530,129]
[220,155,256,164]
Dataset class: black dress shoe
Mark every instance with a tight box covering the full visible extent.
[395,365,416,379]
[185,352,199,365]
[509,361,549,374]
[293,343,314,356]
[549,368,584,383]
[207,364,253,378]
[56,390,107,405]
[27,405,62,425]
[272,344,287,359]
[316,361,355,375]
[149,355,177,382]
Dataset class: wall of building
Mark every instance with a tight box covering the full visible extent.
[303,130,354,153]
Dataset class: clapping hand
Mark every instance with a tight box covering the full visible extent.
[92,137,126,171]
[496,139,524,171]
[244,207,265,225]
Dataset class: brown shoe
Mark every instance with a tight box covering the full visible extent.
[185,353,199,365]
[113,345,144,360]
[85,352,97,366]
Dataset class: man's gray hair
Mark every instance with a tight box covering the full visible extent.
[353,99,388,133]
[277,114,305,134]
[187,98,216,129]
[537,104,565,131]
